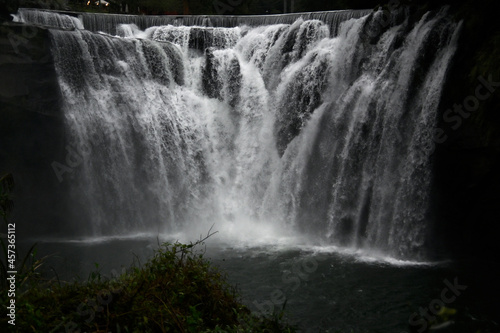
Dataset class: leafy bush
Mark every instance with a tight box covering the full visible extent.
[0,228,295,332]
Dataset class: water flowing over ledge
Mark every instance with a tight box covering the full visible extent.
[16,8,372,36]
[14,7,462,261]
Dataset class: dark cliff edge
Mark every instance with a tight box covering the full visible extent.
[430,1,500,265]
[0,23,69,237]
[427,4,500,322]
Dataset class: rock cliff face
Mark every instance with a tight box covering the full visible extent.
[430,2,500,263]
[0,23,69,236]
[0,24,60,115]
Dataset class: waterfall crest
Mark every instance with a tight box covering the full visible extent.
[25,8,461,259]
[16,8,371,36]
[15,8,84,30]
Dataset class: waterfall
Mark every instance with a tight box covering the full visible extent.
[16,8,371,36]
[15,8,84,30]
[79,9,372,36]
[22,8,461,259]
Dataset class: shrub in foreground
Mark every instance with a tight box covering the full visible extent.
[1,237,294,332]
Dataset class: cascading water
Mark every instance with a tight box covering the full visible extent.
[19,7,461,260]
[14,8,84,30]
[15,8,372,35]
